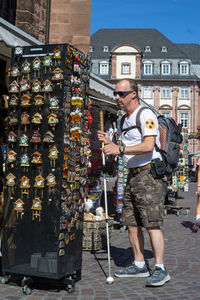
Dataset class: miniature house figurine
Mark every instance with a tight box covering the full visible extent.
[20,79,31,93]
[20,94,31,107]
[9,112,18,126]
[30,131,41,144]
[53,46,62,66]
[11,65,20,78]
[6,173,16,195]
[43,131,55,143]
[21,59,31,79]
[19,133,29,147]
[8,131,17,145]
[31,197,42,221]
[20,175,30,196]
[42,79,53,100]
[49,96,59,110]
[14,198,24,219]
[20,153,30,169]
[43,54,53,73]
[33,94,44,107]
[9,94,18,107]
[47,113,58,130]
[31,152,42,164]
[32,113,43,125]
[32,79,42,93]
[9,80,19,93]
[7,150,17,163]
[32,57,41,77]
[21,112,30,132]
[52,67,64,88]
[34,174,45,197]
[48,146,59,168]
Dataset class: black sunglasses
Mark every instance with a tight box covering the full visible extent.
[113,90,134,97]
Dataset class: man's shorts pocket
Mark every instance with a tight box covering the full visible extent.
[147,204,163,222]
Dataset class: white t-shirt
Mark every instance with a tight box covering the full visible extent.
[119,106,162,168]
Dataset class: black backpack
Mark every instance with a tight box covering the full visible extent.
[120,107,183,174]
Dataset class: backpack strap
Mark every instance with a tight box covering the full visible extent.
[120,106,149,135]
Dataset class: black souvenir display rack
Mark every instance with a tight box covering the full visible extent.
[2,44,90,293]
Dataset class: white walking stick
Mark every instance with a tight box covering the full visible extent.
[100,110,114,284]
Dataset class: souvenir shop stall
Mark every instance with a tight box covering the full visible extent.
[2,43,90,294]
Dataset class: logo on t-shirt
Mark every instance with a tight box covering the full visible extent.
[145,119,155,129]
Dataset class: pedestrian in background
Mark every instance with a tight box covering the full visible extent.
[97,79,170,287]
[192,158,200,232]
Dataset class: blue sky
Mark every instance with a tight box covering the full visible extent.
[90,0,200,44]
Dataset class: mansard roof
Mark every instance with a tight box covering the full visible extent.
[90,29,188,59]
[176,43,200,64]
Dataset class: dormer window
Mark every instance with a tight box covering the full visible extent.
[89,46,93,52]
[145,46,151,52]
[103,46,109,52]
[179,61,189,75]
[161,46,167,52]
[143,60,153,75]
[161,60,171,75]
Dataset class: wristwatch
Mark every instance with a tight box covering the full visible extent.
[119,145,125,156]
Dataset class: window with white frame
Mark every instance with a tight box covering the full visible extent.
[162,112,170,118]
[121,63,131,74]
[180,86,188,99]
[143,86,152,98]
[103,46,109,52]
[161,61,170,75]
[144,61,153,75]
[145,46,151,52]
[161,46,167,52]
[162,86,171,98]
[180,112,188,128]
[99,62,109,75]
[179,61,189,75]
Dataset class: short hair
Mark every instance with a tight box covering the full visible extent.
[117,79,138,95]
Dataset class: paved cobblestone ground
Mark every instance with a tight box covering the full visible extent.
[0,182,200,299]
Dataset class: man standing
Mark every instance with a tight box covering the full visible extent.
[97,79,170,287]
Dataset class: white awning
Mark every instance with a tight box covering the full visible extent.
[0,17,43,48]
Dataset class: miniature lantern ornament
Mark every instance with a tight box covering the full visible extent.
[52,67,64,88]
[31,152,42,165]
[49,96,59,110]
[34,174,44,197]
[43,131,55,143]
[47,113,58,131]
[20,176,30,197]
[46,173,56,197]
[42,79,53,100]
[6,173,16,196]
[31,197,42,221]
[48,145,59,169]
[32,79,42,93]
[20,94,31,108]
[14,198,24,219]
[20,153,30,172]
[9,95,18,107]
[9,80,19,94]
[21,112,30,132]
[32,57,41,78]
[21,59,31,79]
[43,54,53,74]
[53,46,62,66]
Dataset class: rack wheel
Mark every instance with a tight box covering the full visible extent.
[1,275,10,284]
[22,285,31,295]
[66,283,75,293]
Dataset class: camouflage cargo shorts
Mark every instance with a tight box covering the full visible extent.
[121,164,167,228]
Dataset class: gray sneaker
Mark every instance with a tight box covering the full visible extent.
[114,262,150,278]
[146,266,171,287]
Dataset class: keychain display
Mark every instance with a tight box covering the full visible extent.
[4,43,90,269]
